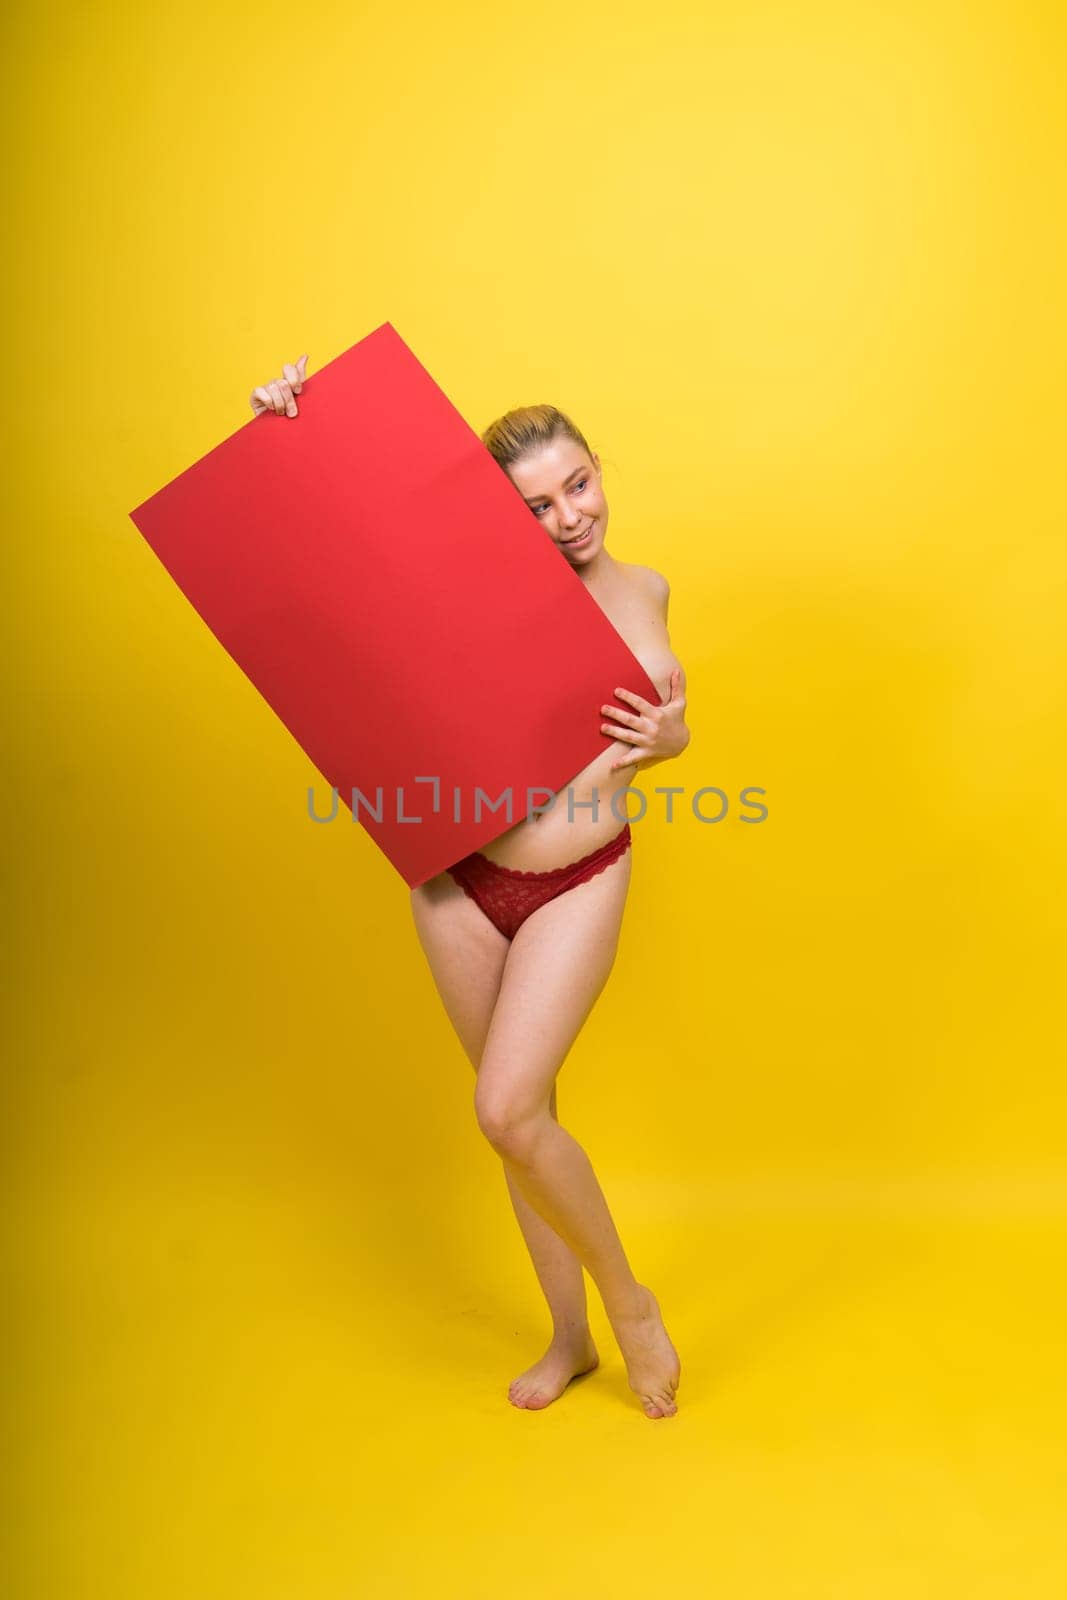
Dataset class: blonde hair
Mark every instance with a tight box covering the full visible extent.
[480,404,594,475]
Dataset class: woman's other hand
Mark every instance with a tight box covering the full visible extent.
[600,667,690,774]
[250,353,308,418]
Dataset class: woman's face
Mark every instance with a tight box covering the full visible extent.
[507,437,608,567]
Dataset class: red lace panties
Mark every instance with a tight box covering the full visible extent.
[445,823,632,940]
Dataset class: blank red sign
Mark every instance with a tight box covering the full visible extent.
[129,322,659,887]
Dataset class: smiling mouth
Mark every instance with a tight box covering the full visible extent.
[562,521,593,545]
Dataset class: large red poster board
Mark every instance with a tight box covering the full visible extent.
[129,322,659,887]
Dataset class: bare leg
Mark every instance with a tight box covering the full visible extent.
[499,1084,599,1406]
[409,876,598,1406]
[501,1085,589,1336]
[474,851,681,1419]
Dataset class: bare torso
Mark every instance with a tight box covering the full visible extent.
[472,560,682,873]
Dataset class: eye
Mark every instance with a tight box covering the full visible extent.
[531,480,587,517]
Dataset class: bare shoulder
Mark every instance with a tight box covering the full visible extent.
[623,561,670,615]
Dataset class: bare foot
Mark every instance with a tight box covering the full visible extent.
[508,1332,600,1410]
[608,1284,681,1418]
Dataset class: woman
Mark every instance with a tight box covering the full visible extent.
[252,353,690,1419]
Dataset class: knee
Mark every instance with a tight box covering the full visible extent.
[474,1088,545,1160]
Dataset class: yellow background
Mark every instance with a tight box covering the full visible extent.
[5,0,1066,1594]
